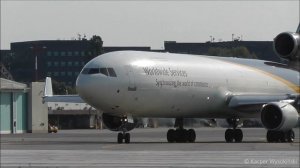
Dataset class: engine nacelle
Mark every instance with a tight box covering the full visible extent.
[273,32,300,61]
[261,102,299,131]
[102,113,137,132]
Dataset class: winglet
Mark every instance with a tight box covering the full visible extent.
[297,23,300,33]
[44,77,53,97]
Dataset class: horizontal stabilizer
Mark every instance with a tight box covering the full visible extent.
[43,77,85,103]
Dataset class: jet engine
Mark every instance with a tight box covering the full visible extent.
[273,32,300,61]
[261,102,299,131]
[102,113,137,132]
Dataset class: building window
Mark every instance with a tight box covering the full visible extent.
[88,51,92,56]
[61,62,66,67]
[54,62,59,67]
[61,51,66,56]
[74,72,79,76]
[61,72,66,76]
[47,72,52,76]
[67,61,72,66]
[54,72,59,76]
[54,51,59,56]
[47,62,52,67]
[67,72,72,76]
[47,51,52,57]
[81,51,85,56]
[74,51,79,56]
[67,51,72,56]
[74,61,79,66]
[81,62,85,66]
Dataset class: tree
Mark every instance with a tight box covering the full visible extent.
[87,35,103,59]
[51,79,76,95]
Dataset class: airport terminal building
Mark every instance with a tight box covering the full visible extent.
[8,40,151,86]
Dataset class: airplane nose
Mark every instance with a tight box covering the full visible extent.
[76,74,91,99]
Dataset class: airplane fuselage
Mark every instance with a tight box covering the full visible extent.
[76,51,299,119]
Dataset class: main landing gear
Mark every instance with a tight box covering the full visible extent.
[225,118,243,143]
[266,130,295,143]
[167,118,196,143]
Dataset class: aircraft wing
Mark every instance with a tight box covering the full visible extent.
[227,94,299,113]
[43,77,85,103]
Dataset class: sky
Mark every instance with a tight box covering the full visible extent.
[1,0,299,50]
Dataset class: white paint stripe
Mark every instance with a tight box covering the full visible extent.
[1,150,299,167]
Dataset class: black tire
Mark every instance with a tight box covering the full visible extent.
[167,129,176,143]
[124,133,130,144]
[175,129,187,143]
[117,133,123,144]
[267,130,275,142]
[225,129,234,142]
[278,131,286,142]
[267,130,284,143]
[187,129,196,143]
[234,129,243,142]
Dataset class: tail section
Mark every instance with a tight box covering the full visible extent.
[44,77,53,97]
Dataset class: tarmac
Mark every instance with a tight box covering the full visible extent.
[1,127,299,167]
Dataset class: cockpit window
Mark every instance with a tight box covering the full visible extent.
[107,68,117,77]
[81,67,117,77]
[88,68,100,74]
[100,68,109,76]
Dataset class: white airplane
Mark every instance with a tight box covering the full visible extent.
[44,25,300,144]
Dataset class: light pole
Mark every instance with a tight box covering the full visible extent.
[30,45,47,81]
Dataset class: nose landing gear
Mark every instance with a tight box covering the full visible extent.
[117,117,131,144]
[117,132,130,144]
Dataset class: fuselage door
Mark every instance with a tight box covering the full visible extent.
[125,65,137,91]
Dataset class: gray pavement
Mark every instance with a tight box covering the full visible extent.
[1,127,299,167]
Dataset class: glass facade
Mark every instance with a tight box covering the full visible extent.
[54,51,59,56]
[61,51,66,56]
[47,51,52,56]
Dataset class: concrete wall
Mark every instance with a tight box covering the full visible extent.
[28,82,48,133]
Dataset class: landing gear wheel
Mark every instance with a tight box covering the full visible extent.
[176,129,188,143]
[267,130,295,143]
[234,129,243,143]
[187,129,196,142]
[167,118,197,143]
[167,129,176,143]
[124,133,130,143]
[279,131,287,142]
[118,133,123,144]
[225,129,234,142]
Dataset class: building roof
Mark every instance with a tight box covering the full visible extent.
[0,78,28,91]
